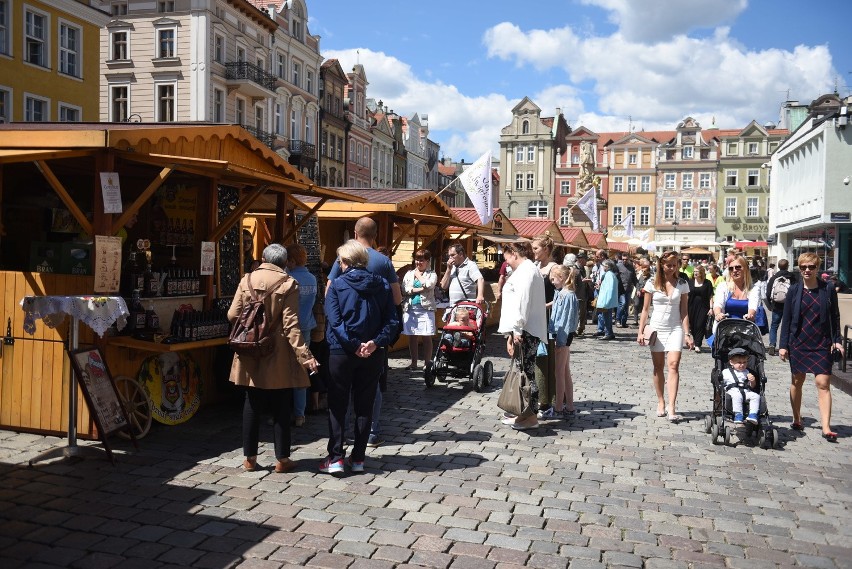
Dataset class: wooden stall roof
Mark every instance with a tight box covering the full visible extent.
[607,241,630,253]
[448,208,518,236]
[584,231,608,249]
[559,227,590,248]
[0,122,363,203]
[0,123,364,241]
[508,218,566,243]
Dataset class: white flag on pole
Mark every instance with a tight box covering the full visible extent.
[458,151,493,225]
[574,188,598,231]
[638,228,651,242]
[623,211,635,237]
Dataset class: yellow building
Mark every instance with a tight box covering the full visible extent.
[0,0,109,122]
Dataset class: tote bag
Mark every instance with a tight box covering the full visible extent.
[497,355,532,416]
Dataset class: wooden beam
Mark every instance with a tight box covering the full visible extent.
[207,186,267,243]
[35,160,93,238]
[281,197,327,243]
[111,167,173,235]
[390,221,416,254]
[274,192,288,243]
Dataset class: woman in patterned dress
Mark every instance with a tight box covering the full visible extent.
[779,252,844,442]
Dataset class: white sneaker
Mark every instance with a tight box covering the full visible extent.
[537,407,557,420]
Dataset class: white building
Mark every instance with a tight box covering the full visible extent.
[769,94,852,282]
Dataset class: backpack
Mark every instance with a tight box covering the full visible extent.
[228,272,286,358]
[770,276,791,304]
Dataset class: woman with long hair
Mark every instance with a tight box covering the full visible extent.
[498,241,547,431]
[637,250,693,421]
[531,234,557,417]
[687,265,714,353]
[779,252,844,442]
[712,254,761,329]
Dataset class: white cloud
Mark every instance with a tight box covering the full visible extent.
[580,0,748,43]
[483,19,835,130]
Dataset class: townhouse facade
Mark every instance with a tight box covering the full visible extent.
[716,121,788,242]
[602,131,665,241]
[98,0,319,176]
[0,0,110,122]
[342,63,370,187]
[654,117,719,242]
[318,58,346,187]
[402,113,426,189]
[499,97,568,220]
[367,99,393,189]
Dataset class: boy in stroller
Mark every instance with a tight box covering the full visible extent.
[441,305,477,350]
[722,347,760,424]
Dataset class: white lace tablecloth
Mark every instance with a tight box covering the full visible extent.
[20,296,129,338]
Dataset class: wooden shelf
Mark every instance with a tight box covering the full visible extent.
[106,336,228,353]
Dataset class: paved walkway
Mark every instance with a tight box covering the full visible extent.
[1,327,851,569]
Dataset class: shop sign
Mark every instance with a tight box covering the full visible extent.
[830,212,851,222]
[152,184,198,246]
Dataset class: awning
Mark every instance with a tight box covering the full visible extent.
[681,247,713,255]
[477,233,532,243]
[736,241,768,249]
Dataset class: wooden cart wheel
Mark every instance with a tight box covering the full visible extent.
[114,375,153,439]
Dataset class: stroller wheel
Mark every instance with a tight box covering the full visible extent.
[771,428,780,449]
[483,360,494,386]
[472,364,484,392]
[711,422,721,444]
[703,415,712,434]
[424,361,436,388]
[724,425,732,446]
[758,429,768,449]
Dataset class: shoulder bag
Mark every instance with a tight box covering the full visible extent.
[497,353,532,417]
[641,326,657,345]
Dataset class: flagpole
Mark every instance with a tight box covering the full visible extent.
[417,177,459,212]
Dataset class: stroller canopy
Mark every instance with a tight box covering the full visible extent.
[713,319,766,360]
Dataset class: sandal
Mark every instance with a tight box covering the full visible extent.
[667,414,683,423]
[791,421,804,431]
[822,432,838,442]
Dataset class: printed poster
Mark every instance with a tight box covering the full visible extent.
[94,235,122,293]
[200,241,215,276]
[100,172,123,214]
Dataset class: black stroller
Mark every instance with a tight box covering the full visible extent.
[424,300,493,392]
[705,318,777,448]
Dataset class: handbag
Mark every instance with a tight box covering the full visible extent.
[755,304,768,328]
[641,326,657,345]
[497,355,532,416]
[704,313,714,338]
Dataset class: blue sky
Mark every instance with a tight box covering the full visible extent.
[308,0,851,162]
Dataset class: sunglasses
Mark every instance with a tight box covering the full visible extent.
[729,266,743,271]
[799,264,817,271]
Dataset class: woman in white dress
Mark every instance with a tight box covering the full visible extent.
[637,250,693,422]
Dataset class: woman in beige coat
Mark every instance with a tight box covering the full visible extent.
[228,243,318,473]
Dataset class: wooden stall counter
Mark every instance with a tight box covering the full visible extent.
[107,336,228,353]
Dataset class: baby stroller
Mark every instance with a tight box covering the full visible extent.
[425,300,493,392]
[705,318,777,448]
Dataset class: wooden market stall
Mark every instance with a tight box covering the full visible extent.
[0,123,362,437]
[448,208,519,271]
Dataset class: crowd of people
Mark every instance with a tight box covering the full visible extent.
[226,224,848,475]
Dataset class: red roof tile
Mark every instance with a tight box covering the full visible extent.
[585,231,606,248]
[608,241,629,252]
[509,219,563,240]
[559,227,588,246]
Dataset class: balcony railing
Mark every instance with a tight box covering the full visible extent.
[289,140,316,159]
[243,125,276,150]
[224,62,277,92]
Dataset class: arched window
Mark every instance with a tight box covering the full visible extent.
[320,168,328,186]
[522,120,530,134]
[528,200,548,218]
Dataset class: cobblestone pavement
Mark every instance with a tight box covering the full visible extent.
[1,327,851,569]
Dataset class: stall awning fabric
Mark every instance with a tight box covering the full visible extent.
[736,241,768,249]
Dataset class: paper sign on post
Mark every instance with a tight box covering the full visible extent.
[94,235,122,293]
[200,241,216,276]
[100,172,123,214]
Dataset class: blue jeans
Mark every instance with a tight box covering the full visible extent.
[616,292,630,326]
[293,388,307,418]
[769,310,783,347]
[597,309,614,336]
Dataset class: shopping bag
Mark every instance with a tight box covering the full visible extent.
[536,341,548,357]
[497,356,532,417]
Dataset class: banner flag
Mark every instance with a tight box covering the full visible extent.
[458,151,493,225]
[623,211,635,237]
[574,188,598,231]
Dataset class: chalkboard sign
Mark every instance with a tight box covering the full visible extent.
[295,211,325,302]
[217,185,241,298]
[70,347,137,461]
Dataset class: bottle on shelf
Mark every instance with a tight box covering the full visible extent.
[145,302,160,333]
[129,290,147,338]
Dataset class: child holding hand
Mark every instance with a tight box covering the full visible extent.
[548,265,579,419]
